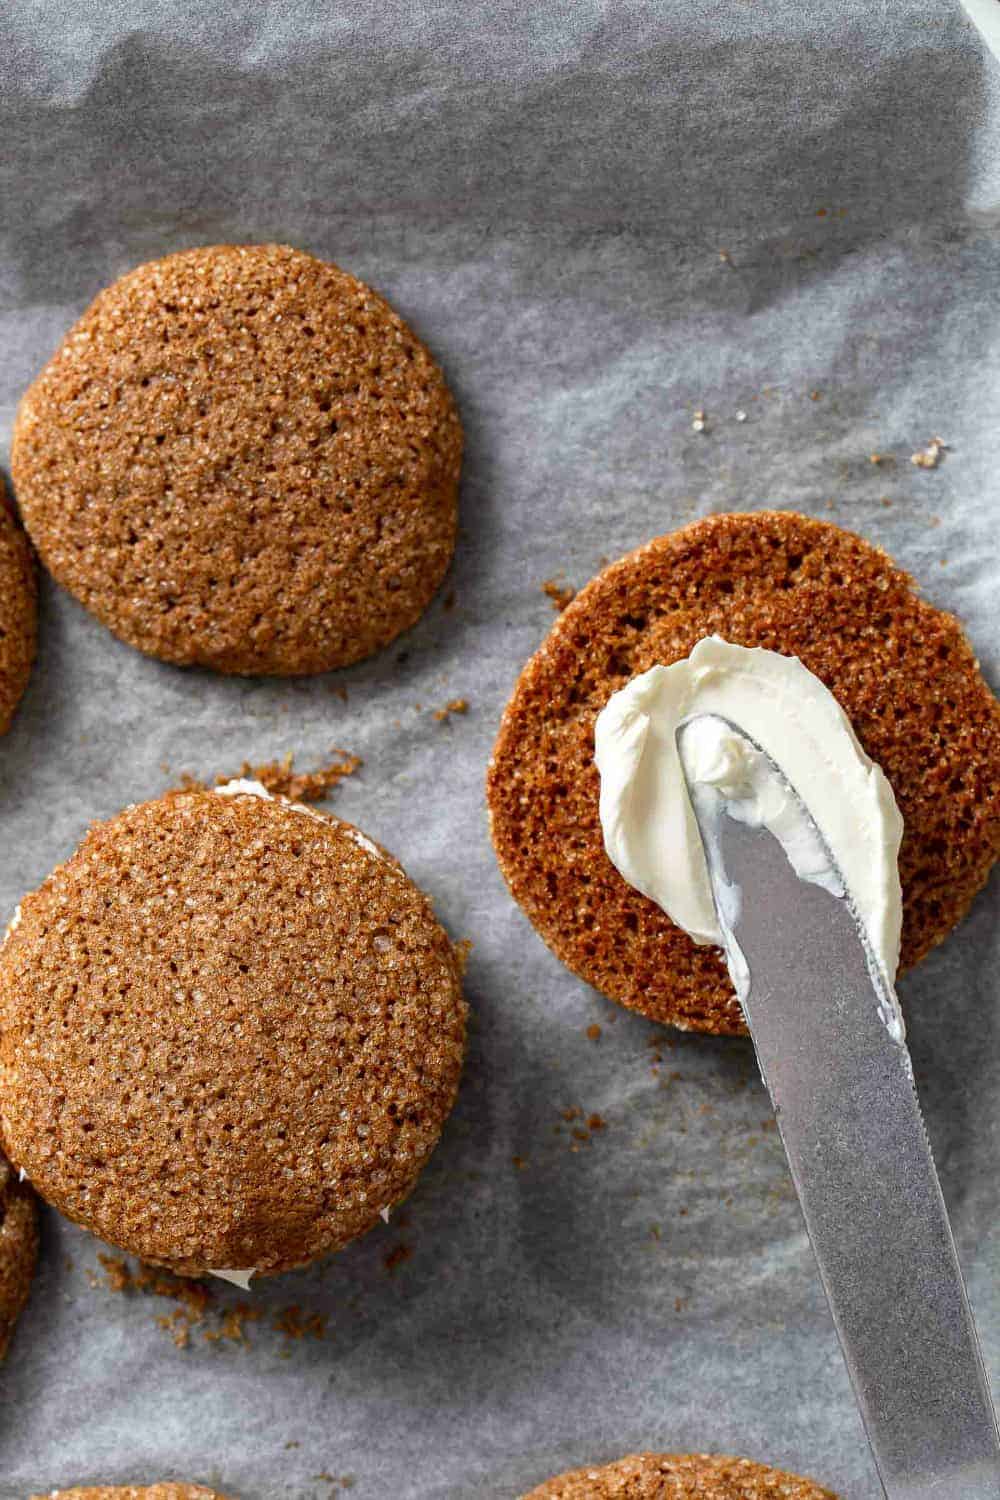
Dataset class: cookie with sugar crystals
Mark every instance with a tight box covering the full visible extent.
[520,1452,837,1499]
[0,1148,38,1362]
[0,478,36,735]
[0,782,466,1277]
[12,243,461,676]
[488,511,1000,1034]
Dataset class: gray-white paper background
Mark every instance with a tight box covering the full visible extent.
[2,2,999,1496]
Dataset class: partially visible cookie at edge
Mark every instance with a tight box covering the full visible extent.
[0,478,37,735]
[31,1487,232,1500]
[12,243,462,676]
[0,1149,39,1362]
[487,511,1000,1034]
[520,1452,837,1498]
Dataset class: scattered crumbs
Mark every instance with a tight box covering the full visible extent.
[384,1242,413,1273]
[433,697,469,722]
[285,1441,301,1450]
[815,207,828,218]
[512,1155,529,1171]
[97,1253,214,1347]
[585,1023,602,1041]
[587,1113,606,1132]
[650,1224,662,1241]
[541,577,576,612]
[911,436,947,469]
[182,750,362,803]
[571,1127,590,1142]
[735,409,747,423]
[674,1296,687,1313]
[158,1309,194,1350]
[718,248,732,264]
[691,408,708,433]
[880,496,893,508]
[274,1304,328,1341]
[454,937,473,975]
[443,589,457,612]
[808,389,823,401]
[561,1106,582,1123]
[204,1302,262,1345]
[869,452,895,466]
[678,1206,689,1218]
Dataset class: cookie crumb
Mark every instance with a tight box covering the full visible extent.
[911,436,947,469]
[541,578,576,612]
[869,452,894,466]
[512,1155,529,1171]
[453,937,473,975]
[384,1242,413,1272]
[585,1023,602,1041]
[691,409,708,433]
[808,389,823,401]
[433,697,469,722]
[587,1113,606,1132]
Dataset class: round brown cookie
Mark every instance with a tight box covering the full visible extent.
[12,243,461,676]
[520,1453,836,1499]
[0,478,37,735]
[33,1488,230,1500]
[488,511,1000,1034]
[0,1149,38,1361]
[0,785,466,1276]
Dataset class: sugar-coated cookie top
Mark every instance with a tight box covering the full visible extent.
[12,243,461,676]
[0,788,466,1275]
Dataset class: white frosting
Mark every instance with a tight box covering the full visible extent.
[210,1267,256,1290]
[214,777,274,800]
[594,635,904,997]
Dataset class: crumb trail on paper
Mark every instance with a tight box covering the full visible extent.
[179,750,361,803]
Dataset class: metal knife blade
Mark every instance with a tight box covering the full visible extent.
[677,716,1000,1500]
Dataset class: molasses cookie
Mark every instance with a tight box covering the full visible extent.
[0,479,36,735]
[488,511,1000,1034]
[34,1489,230,1500]
[12,244,461,675]
[0,1149,38,1361]
[0,782,466,1276]
[521,1454,836,1498]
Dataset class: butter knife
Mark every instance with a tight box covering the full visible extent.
[677,715,1000,1500]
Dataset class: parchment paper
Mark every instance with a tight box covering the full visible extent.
[2,3,999,1496]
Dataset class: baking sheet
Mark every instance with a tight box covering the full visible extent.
[2,3,999,1495]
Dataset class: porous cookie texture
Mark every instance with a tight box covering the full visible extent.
[520,1453,836,1499]
[0,1150,38,1361]
[488,511,1000,1034]
[0,787,466,1276]
[12,243,462,675]
[33,1489,230,1500]
[0,479,37,735]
